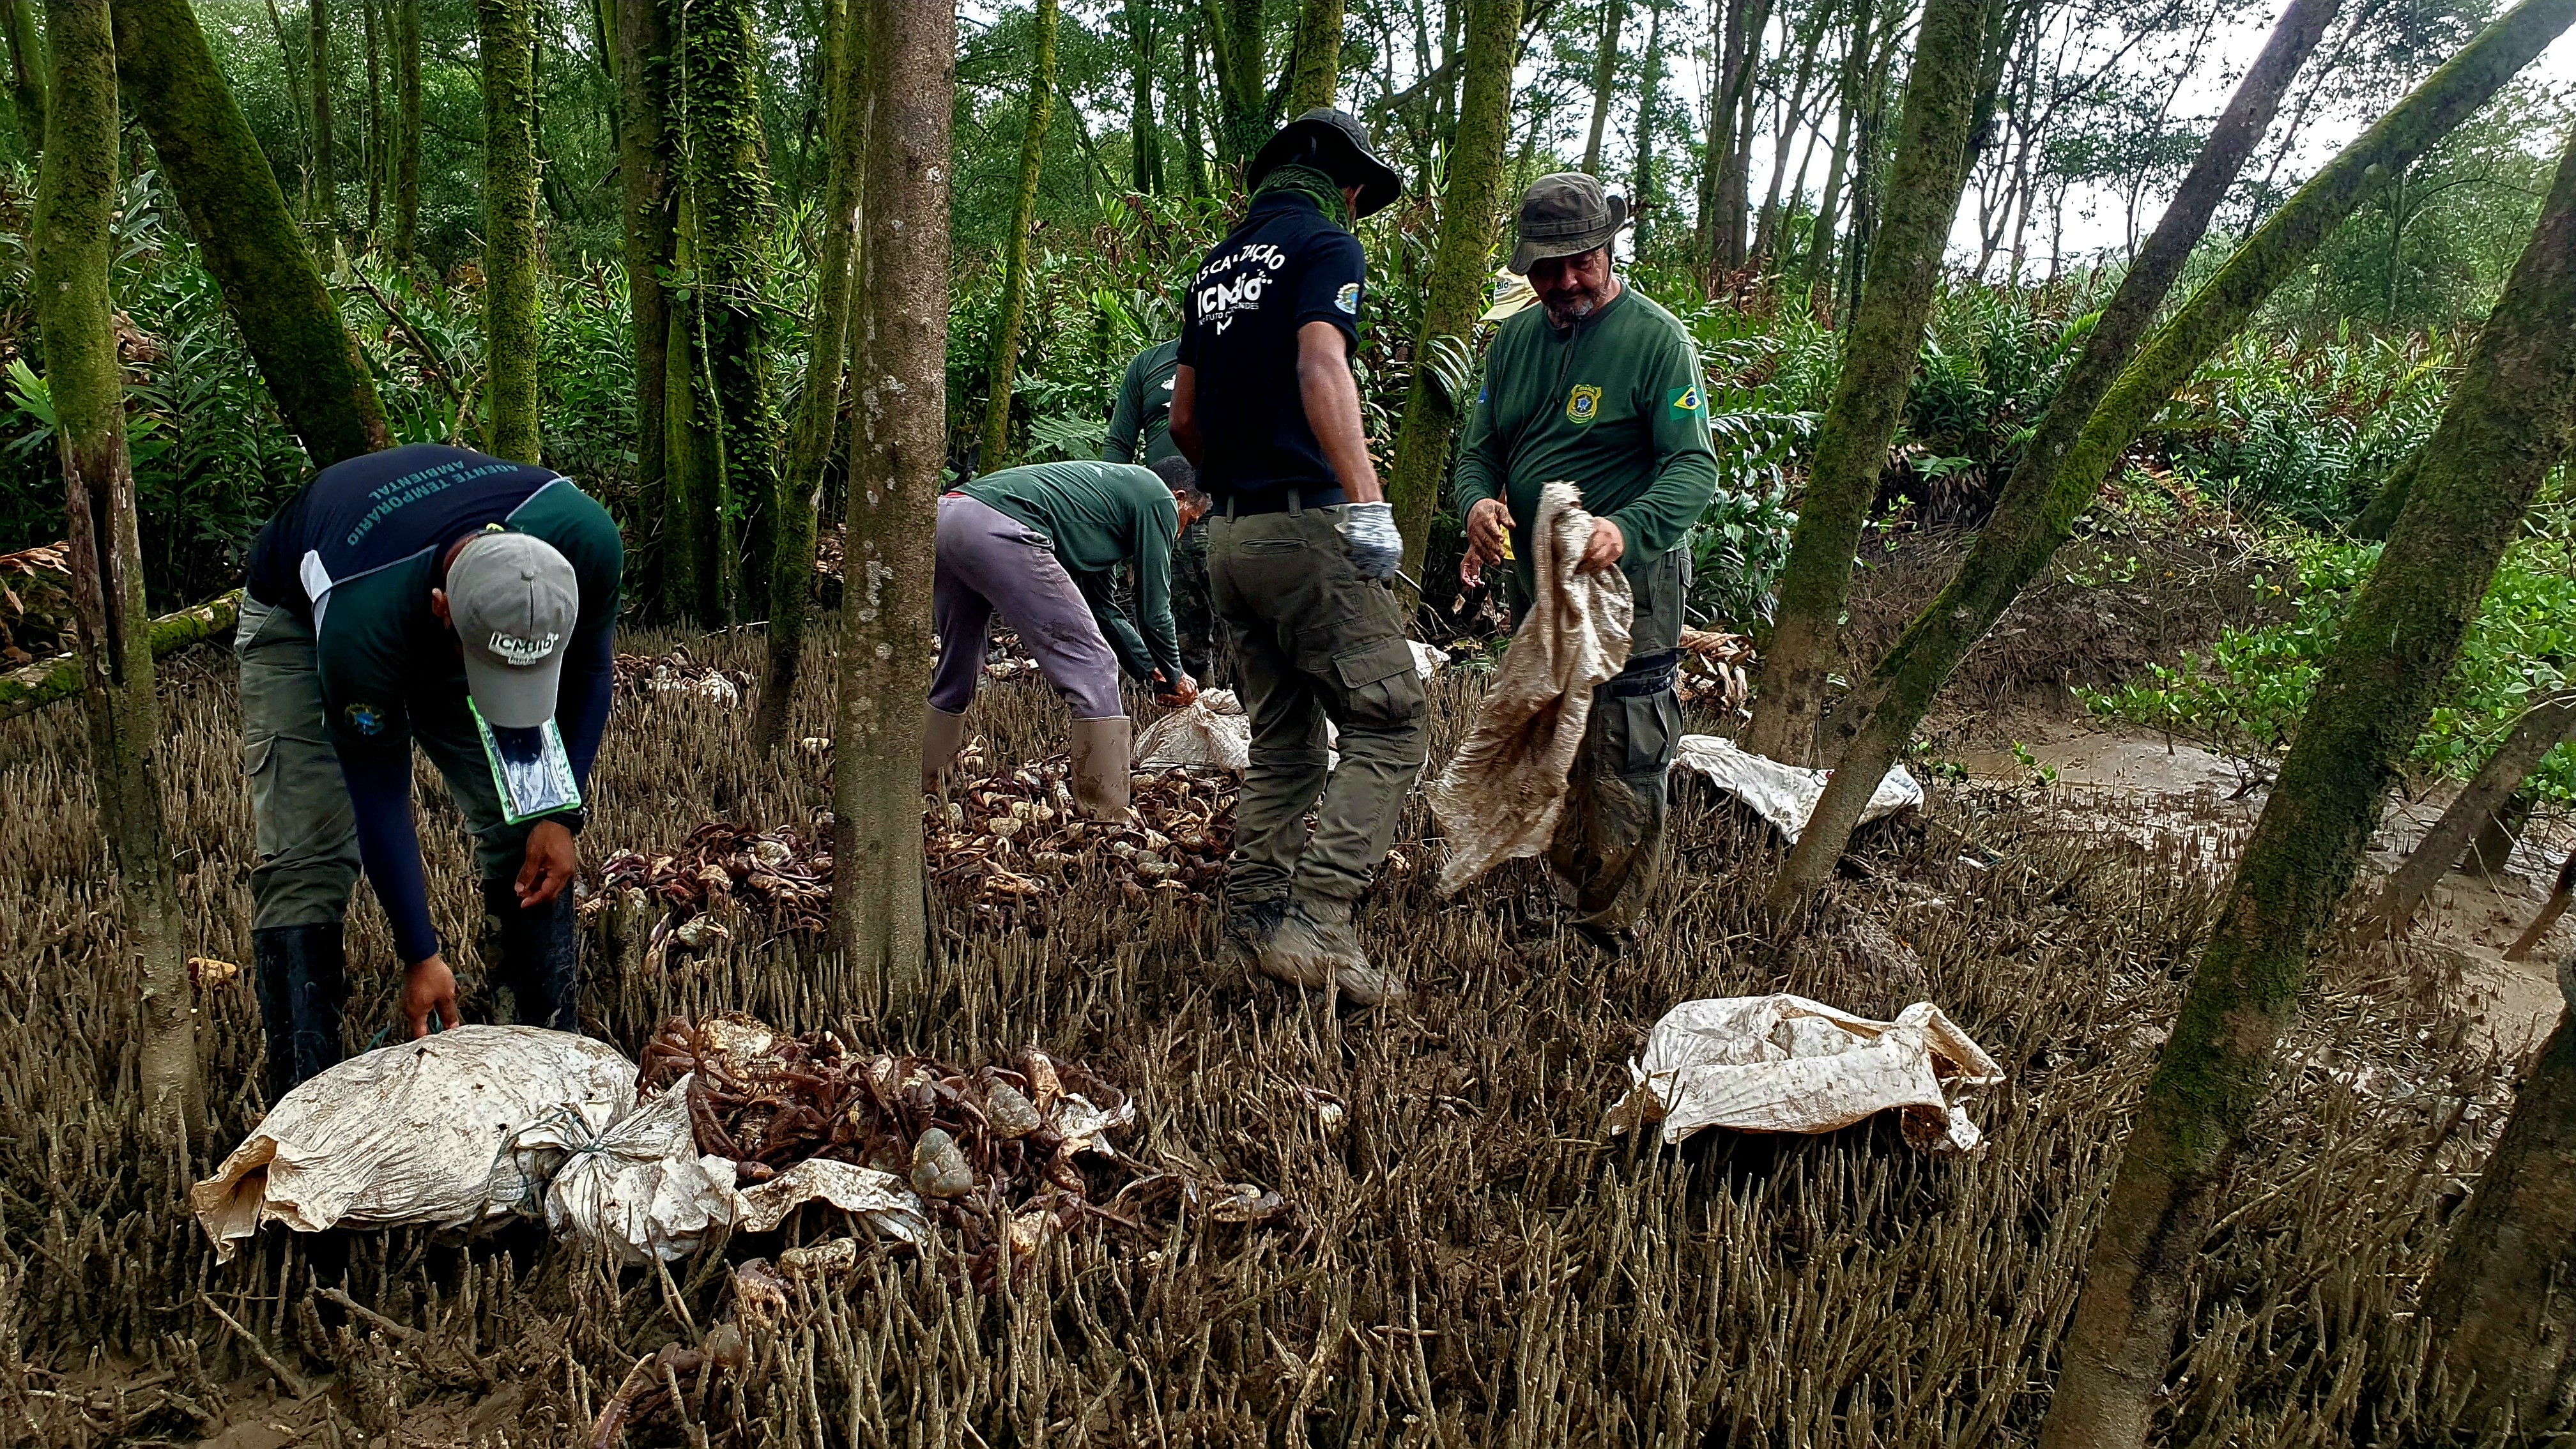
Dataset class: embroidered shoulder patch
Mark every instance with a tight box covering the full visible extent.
[1566,384,1603,425]
[1335,281,1361,315]
[1667,384,1704,413]
[344,702,387,737]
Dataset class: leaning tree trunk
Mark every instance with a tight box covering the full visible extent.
[112,0,390,469]
[2376,691,2576,933]
[607,0,672,612]
[476,0,541,465]
[1286,0,1342,112]
[1581,0,1623,174]
[2424,1002,2576,1430]
[1384,0,1518,576]
[2350,440,2425,540]
[832,0,950,1015]
[755,0,867,753]
[36,0,196,1130]
[393,0,420,271]
[1768,0,2561,912]
[1738,0,1995,767]
[2037,110,2576,1449]
[976,0,1056,475]
[2,0,46,159]
[310,0,335,234]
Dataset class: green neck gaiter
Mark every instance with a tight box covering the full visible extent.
[1255,162,1354,233]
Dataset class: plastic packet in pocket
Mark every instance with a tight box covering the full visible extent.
[471,702,582,825]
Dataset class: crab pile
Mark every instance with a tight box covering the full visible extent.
[1675,628,1757,717]
[927,755,1234,921]
[636,1014,1234,1292]
[588,823,832,964]
[613,646,753,705]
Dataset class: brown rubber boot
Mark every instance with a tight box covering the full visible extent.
[921,705,968,795]
[1264,894,1410,1006]
[1068,716,1134,822]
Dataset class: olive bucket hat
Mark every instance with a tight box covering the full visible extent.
[1510,172,1629,273]
[1249,108,1405,219]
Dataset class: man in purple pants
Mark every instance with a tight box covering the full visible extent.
[926,456,1208,818]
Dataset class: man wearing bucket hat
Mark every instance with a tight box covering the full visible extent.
[1169,108,1424,1006]
[1452,173,1718,953]
[238,442,622,1096]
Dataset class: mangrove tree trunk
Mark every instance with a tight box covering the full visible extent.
[1740,0,1995,766]
[476,0,542,464]
[2036,107,2576,1449]
[1287,0,1343,113]
[976,0,1056,475]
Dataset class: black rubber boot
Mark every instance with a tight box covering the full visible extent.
[482,881,582,1032]
[254,923,348,1101]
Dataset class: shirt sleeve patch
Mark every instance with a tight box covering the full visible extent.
[1667,384,1704,413]
[1335,281,1361,314]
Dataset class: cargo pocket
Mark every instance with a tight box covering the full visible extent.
[1613,691,1683,781]
[244,732,284,859]
[1331,636,1427,732]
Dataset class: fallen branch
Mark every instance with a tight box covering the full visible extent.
[0,588,240,721]
[2504,846,2576,962]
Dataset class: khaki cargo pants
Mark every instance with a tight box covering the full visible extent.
[237,595,542,933]
[1542,547,1688,933]
[1207,502,1429,907]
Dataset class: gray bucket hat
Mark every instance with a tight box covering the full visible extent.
[1510,172,1629,273]
[446,527,579,729]
[1249,108,1404,218]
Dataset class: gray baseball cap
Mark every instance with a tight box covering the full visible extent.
[446,528,579,729]
[1510,172,1629,273]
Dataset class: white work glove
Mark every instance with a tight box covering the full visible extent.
[1340,501,1404,581]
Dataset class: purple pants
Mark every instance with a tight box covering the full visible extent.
[931,493,1123,720]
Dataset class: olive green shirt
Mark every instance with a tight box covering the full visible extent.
[958,460,1183,683]
[1102,339,1183,466]
[1449,287,1719,614]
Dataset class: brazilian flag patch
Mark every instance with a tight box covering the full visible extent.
[1667,384,1704,414]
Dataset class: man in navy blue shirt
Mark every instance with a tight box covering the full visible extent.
[1171,109,1423,1007]
[239,443,620,1096]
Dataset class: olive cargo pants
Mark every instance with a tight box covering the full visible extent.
[1540,548,1689,932]
[1207,504,1429,906]
[236,595,551,921]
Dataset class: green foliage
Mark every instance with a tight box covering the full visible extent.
[2080,528,2576,800]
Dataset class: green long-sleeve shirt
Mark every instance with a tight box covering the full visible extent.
[1102,339,1183,466]
[958,460,1183,684]
[1449,287,1719,606]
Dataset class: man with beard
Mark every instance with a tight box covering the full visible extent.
[1452,173,1718,952]
[1170,109,1422,1006]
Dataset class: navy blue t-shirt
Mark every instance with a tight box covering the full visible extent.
[1177,188,1366,499]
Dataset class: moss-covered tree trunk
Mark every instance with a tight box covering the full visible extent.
[2,0,47,159]
[1178,22,1209,195]
[1287,0,1342,112]
[2423,1004,2576,1428]
[1124,0,1158,192]
[664,190,728,623]
[310,0,335,234]
[1206,0,1265,169]
[1385,0,1517,576]
[1580,0,1622,174]
[2375,691,2576,932]
[832,0,949,1016]
[2036,112,2576,1449]
[1628,0,1666,246]
[475,0,541,465]
[363,0,380,236]
[37,0,196,1131]
[976,0,1055,475]
[112,0,390,469]
[394,0,420,270]
[2350,440,2425,540]
[1770,0,2559,912]
[666,0,778,625]
[604,0,671,611]
[755,0,866,753]
[1739,0,1993,766]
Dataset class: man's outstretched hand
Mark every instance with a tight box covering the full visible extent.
[404,953,462,1038]
[1154,672,1200,709]
[517,818,578,906]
